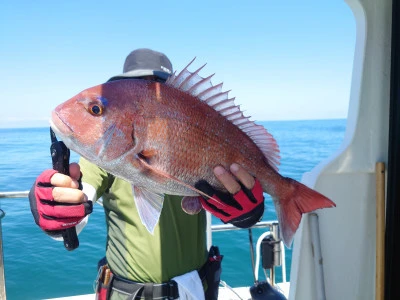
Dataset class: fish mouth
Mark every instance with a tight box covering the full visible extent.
[50,110,74,137]
[50,110,94,161]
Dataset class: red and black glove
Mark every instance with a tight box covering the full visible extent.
[195,178,264,228]
[28,169,93,237]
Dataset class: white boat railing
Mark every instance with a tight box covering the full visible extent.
[0,191,30,198]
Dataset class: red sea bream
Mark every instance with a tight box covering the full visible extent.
[50,59,336,247]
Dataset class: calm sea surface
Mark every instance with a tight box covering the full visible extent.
[0,119,346,300]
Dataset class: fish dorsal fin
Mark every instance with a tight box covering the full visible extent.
[166,58,280,170]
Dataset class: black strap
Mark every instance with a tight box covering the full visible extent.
[198,261,208,281]
[144,283,153,299]
[127,287,143,300]
[112,276,179,299]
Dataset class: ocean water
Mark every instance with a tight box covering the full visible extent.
[0,119,346,300]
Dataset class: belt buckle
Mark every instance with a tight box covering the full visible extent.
[168,281,176,300]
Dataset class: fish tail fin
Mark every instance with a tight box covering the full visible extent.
[274,178,336,248]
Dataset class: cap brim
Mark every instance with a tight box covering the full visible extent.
[107,69,171,82]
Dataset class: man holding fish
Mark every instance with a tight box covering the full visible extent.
[29,48,334,299]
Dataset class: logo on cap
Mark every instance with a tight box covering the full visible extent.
[161,66,172,74]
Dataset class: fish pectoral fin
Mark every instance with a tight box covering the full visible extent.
[133,150,169,183]
[138,149,158,164]
[132,185,165,234]
[135,153,218,202]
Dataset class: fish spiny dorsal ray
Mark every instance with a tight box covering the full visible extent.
[166,59,281,171]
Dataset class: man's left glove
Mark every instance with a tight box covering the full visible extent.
[195,178,264,228]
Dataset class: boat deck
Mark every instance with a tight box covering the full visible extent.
[45,283,290,300]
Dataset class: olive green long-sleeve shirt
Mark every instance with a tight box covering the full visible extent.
[80,157,208,283]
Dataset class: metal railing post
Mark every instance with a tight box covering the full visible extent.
[0,209,6,300]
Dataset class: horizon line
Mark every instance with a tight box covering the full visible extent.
[0,117,347,130]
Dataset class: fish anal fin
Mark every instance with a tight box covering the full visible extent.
[276,178,336,248]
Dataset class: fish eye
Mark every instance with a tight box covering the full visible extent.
[89,103,103,116]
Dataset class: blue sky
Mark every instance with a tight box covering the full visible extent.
[0,1,355,128]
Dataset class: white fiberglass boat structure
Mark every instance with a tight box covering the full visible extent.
[290,0,398,299]
[1,0,399,299]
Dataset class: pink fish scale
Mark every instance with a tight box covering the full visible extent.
[166,59,280,171]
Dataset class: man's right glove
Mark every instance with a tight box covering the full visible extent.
[195,178,265,228]
[28,169,93,236]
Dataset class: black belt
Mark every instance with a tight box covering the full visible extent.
[112,275,179,300]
